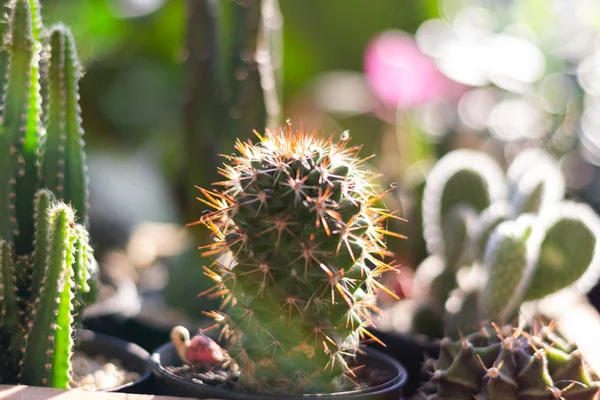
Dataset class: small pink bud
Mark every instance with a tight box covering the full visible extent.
[186,334,225,365]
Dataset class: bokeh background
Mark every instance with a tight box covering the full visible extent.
[39,0,600,334]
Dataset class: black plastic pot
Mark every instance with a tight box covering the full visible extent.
[151,343,407,399]
[365,328,439,397]
[77,329,152,393]
[83,312,171,354]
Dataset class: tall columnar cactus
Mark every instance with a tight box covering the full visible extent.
[420,322,600,399]
[0,0,96,388]
[197,125,400,394]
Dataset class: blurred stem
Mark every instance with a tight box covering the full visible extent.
[395,108,433,171]
[258,0,283,129]
[183,0,282,229]
[184,0,222,220]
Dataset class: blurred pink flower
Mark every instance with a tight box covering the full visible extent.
[364,31,462,109]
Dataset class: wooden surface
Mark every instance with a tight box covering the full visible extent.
[0,385,201,400]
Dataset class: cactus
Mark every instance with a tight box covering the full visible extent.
[412,150,505,335]
[196,124,400,394]
[164,0,283,320]
[422,149,506,264]
[413,148,600,338]
[420,321,600,399]
[480,202,600,324]
[0,0,96,388]
[182,0,282,220]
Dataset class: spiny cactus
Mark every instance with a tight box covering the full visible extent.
[420,321,600,399]
[480,202,600,324]
[0,0,96,388]
[412,150,505,336]
[196,124,400,394]
[413,148,599,338]
[422,149,506,263]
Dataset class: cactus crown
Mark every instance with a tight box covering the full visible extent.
[0,0,96,388]
[414,148,600,337]
[197,124,400,394]
[421,321,600,399]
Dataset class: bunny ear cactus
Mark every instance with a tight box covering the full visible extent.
[197,125,400,394]
[422,149,506,265]
[472,148,565,265]
[0,0,96,388]
[479,202,600,326]
[481,216,535,323]
[524,202,600,299]
[412,150,505,336]
[421,321,600,399]
[506,148,565,218]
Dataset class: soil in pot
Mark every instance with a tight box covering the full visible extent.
[71,352,141,391]
[164,358,396,393]
[152,342,407,399]
[76,330,152,393]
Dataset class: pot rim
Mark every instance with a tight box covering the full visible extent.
[78,329,152,392]
[151,342,407,398]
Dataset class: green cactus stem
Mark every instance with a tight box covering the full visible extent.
[524,202,600,300]
[481,216,533,323]
[197,125,401,394]
[471,202,509,263]
[21,191,76,386]
[0,241,19,340]
[1,0,43,252]
[477,201,600,327]
[0,0,96,388]
[422,149,506,260]
[421,322,600,399]
[507,148,565,218]
[42,25,88,225]
[441,205,476,270]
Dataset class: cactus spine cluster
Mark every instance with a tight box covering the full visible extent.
[413,148,600,337]
[197,124,400,394]
[0,0,96,388]
[421,322,600,399]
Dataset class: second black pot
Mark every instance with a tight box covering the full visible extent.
[151,342,407,399]
[365,328,439,397]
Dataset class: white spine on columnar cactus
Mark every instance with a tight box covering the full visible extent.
[422,149,506,257]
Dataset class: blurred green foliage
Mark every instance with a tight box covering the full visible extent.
[40,0,437,152]
[34,0,440,319]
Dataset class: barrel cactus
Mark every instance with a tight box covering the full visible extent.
[0,0,96,388]
[420,321,600,399]
[196,124,400,394]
